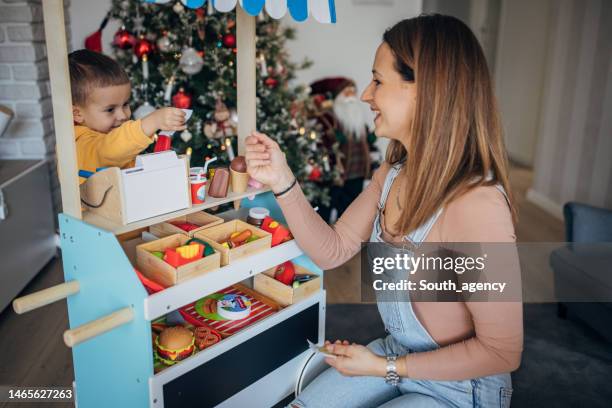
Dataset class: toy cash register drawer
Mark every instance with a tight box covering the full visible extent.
[80,151,191,225]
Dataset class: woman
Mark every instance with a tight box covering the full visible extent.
[246,14,522,408]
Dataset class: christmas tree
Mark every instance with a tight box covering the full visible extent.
[106,0,338,204]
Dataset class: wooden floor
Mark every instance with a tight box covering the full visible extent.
[0,164,563,403]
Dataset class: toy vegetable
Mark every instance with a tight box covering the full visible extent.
[261,216,292,247]
[274,261,296,286]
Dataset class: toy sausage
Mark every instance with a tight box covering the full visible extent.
[230,229,252,246]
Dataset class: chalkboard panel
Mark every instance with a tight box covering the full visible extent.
[163,303,319,407]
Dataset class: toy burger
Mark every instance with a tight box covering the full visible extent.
[155,326,195,365]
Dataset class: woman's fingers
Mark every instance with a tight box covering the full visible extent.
[328,344,350,357]
[245,152,270,161]
[247,159,271,167]
[251,131,278,149]
[245,143,266,153]
[245,135,260,145]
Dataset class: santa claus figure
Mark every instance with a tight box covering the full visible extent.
[204,99,237,140]
[310,77,378,223]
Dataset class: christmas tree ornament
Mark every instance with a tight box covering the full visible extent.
[180,129,193,142]
[196,8,206,41]
[141,53,150,79]
[308,165,322,181]
[265,77,278,88]
[173,2,185,14]
[172,88,192,109]
[113,27,135,50]
[164,75,175,102]
[224,137,235,160]
[222,33,236,48]
[258,53,268,77]
[179,47,204,75]
[133,15,145,34]
[133,101,156,119]
[134,37,153,59]
[156,34,172,52]
[84,13,109,53]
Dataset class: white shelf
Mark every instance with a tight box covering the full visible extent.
[143,240,304,321]
[83,186,270,235]
[149,290,325,405]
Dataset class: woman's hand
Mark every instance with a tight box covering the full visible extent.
[324,340,387,377]
[245,131,295,193]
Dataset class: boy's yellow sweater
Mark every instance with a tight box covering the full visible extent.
[75,119,153,183]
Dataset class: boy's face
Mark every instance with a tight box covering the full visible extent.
[73,83,132,133]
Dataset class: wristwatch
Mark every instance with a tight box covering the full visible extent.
[384,354,400,386]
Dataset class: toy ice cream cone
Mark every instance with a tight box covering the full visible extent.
[230,156,248,209]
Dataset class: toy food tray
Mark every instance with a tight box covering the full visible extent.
[179,284,281,338]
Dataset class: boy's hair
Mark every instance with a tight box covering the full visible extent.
[68,49,130,106]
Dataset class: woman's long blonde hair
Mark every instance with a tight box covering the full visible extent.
[383,14,517,235]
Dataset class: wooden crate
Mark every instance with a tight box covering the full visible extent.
[136,233,220,287]
[254,264,321,307]
[149,212,223,238]
[194,219,271,266]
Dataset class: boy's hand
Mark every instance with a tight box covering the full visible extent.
[140,107,187,136]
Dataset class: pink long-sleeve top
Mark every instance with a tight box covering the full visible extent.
[276,162,523,381]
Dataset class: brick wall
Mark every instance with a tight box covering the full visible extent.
[0,0,71,213]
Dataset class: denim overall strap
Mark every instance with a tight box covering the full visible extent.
[370,163,403,242]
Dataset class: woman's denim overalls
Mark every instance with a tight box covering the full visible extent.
[291,163,514,408]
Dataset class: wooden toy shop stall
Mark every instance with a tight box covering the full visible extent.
[12,0,337,406]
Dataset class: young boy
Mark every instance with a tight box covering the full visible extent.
[69,49,186,182]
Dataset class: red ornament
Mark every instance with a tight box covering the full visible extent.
[134,37,154,59]
[113,29,135,50]
[172,88,192,109]
[265,77,278,88]
[308,166,322,181]
[222,33,236,48]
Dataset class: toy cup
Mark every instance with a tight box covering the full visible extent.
[190,173,207,205]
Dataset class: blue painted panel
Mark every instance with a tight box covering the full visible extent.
[287,0,308,22]
[60,214,152,408]
[328,0,336,23]
[241,0,265,15]
[240,192,322,274]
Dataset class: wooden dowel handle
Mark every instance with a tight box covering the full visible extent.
[63,307,134,348]
[12,281,80,314]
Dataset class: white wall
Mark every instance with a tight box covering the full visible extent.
[69,0,118,53]
[528,0,612,214]
[494,0,553,166]
[283,1,421,98]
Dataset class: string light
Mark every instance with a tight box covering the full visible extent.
[298,127,305,136]
[309,131,316,140]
